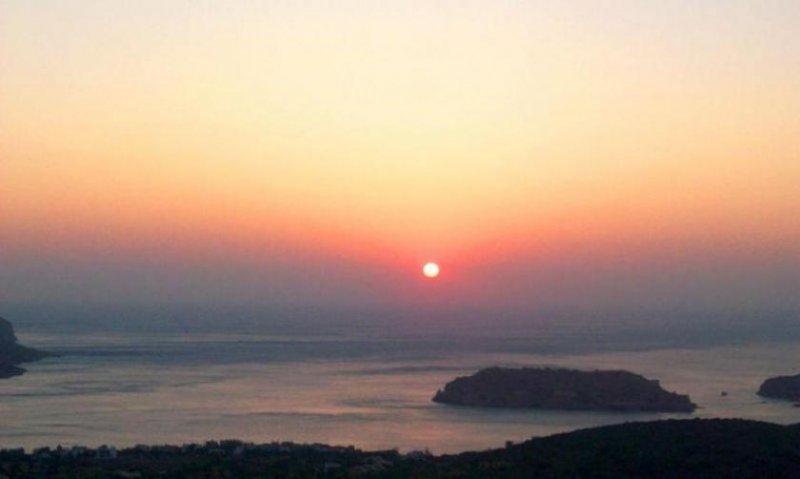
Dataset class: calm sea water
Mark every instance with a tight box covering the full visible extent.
[1,306,798,453]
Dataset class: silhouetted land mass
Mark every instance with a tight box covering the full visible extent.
[759,373,800,402]
[412,419,800,478]
[0,317,55,378]
[433,367,696,412]
[2,419,799,478]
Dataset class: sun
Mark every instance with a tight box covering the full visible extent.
[422,262,440,278]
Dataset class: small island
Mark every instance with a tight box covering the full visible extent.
[433,367,696,413]
[0,316,55,379]
[758,374,800,402]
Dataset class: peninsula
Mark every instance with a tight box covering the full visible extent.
[758,373,800,402]
[0,316,54,379]
[433,367,696,412]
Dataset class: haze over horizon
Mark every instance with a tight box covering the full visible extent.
[2,1,799,316]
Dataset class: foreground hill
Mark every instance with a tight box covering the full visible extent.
[0,316,54,378]
[433,367,696,412]
[412,419,800,478]
[2,419,799,478]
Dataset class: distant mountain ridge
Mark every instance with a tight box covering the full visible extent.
[0,316,54,378]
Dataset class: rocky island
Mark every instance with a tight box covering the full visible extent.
[0,316,54,378]
[758,373,800,402]
[433,367,696,412]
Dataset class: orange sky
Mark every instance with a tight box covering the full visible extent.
[1,1,798,310]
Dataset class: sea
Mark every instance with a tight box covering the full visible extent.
[1,304,798,454]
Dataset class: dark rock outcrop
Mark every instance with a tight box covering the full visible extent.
[0,316,54,378]
[433,367,696,412]
[758,373,800,401]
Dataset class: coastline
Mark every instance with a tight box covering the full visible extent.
[4,419,799,478]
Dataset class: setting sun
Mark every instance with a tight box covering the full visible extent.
[1,2,799,473]
[423,262,440,278]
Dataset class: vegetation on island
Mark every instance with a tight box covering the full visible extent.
[433,367,696,412]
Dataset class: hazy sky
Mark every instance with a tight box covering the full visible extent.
[1,1,798,312]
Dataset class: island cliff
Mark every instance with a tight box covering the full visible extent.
[758,373,800,402]
[0,316,54,378]
[433,367,696,413]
